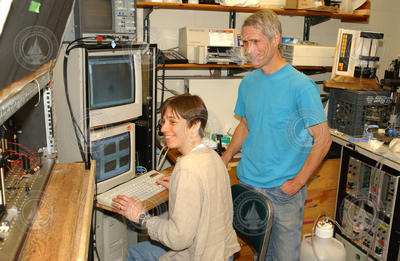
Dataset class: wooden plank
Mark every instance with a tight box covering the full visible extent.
[0,61,53,104]
[235,236,255,261]
[304,189,337,219]
[19,163,94,261]
[157,64,331,72]
[158,64,253,69]
[302,158,340,236]
[74,164,95,261]
[136,2,369,22]
[324,77,382,91]
[307,158,340,190]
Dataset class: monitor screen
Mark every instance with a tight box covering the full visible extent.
[86,48,142,128]
[88,56,135,110]
[91,122,136,194]
[92,131,130,183]
[75,0,137,40]
[81,0,113,33]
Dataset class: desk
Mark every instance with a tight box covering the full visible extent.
[330,130,400,260]
[330,129,400,168]
[19,163,95,261]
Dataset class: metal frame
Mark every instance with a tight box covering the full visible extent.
[0,71,51,126]
[303,16,330,41]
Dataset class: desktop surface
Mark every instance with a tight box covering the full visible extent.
[19,162,95,261]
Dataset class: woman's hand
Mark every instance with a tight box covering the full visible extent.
[156,176,170,189]
[112,195,144,223]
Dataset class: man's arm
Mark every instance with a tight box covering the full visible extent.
[221,117,249,166]
[280,121,332,195]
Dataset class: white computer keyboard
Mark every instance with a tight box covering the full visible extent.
[96,170,166,208]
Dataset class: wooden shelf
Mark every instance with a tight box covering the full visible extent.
[158,63,252,69]
[136,2,369,23]
[0,61,53,126]
[158,63,332,71]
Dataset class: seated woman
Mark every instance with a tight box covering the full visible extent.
[112,94,240,261]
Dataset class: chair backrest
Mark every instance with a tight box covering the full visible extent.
[231,184,274,261]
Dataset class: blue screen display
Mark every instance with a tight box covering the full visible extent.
[92,131,131,183]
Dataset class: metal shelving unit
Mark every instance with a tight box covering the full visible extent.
[137,2,370,42]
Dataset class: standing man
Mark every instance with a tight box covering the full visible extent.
[221,10,332,261]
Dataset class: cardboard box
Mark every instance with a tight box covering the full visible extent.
[285,0,322,9]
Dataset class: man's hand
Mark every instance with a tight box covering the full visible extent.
[220,117,248,167]
[280,179,304,195]
[112,195,144,223]
[156,176,170,189]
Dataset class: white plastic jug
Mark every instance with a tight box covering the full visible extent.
[300,221,346,261]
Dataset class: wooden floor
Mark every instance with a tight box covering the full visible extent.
[234,237,254,260]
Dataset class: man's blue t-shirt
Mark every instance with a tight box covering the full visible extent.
[234,64,326,188]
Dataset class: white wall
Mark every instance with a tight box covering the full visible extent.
[135,0,399,119]
[368,0,400,79]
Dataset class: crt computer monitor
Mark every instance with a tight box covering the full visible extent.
[87,48,142,128]
[91,122,136,194]
[74,0,137,41]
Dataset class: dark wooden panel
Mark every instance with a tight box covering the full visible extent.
[0,0,74,90]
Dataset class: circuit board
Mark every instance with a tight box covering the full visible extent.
[0,158,54,261]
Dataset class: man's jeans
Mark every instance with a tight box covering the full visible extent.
[245,182,307,261]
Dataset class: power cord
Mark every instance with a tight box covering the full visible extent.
[63,36,115,165]
[63,46,89,164]
[156,146,169,171]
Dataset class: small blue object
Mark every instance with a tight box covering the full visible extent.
[388,129,399,137]
[281,37,297,44]
[111,41,116,48]
[349,138,368,142]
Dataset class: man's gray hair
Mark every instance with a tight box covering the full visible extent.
[242,10,282,39]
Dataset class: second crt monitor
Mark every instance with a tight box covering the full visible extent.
[87,47,143,128]
[91,122,136,194]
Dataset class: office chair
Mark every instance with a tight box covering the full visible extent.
[231,184,274,261]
